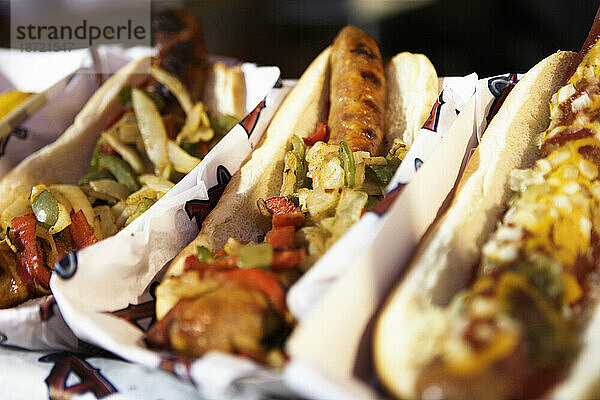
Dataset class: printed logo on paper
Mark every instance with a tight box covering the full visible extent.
[185,165,232,229]
[54,251,78,280]
[372,184,406,216]
[40,296,57,321]
[109,300,156,331]
[108,282,158,331]
[159,354,192,380]
[414,157,424,171]
[421,92,446,132]
[485,73,519,129]
[240,97,267,138]
[0,127,28,158]
[41,352,117,399]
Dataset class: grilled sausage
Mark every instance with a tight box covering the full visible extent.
[147,285,283,358]
[327,26,386,156]
[152,9,207,102]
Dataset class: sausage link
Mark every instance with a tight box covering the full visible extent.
[327,26,386,156]
[153,9,207,102]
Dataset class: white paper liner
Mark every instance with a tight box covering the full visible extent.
[0,46,281,353]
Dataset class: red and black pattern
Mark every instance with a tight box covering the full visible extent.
[40,296,57,321]
[240,98,267,138]
[422,92,446,132]
[41,352,116,400]
[185,165,231,229]
[158,354,192,380]
[108,300,157,332]
[372,184,405,216]
[485,73,519,128]
[107,282,158,332]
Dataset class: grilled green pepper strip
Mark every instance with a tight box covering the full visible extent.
[339,141,355,188]
[290,135,309,191]
[31,190,59,229]
[365,195,380,211]
[239,243,273,269]
[79,169,115,185]
[196,246,214,263]
[367,156,401,188]
[210,114,239,139]
[90,145,102,172]
[97,153,140,191]
[125,197,155,226]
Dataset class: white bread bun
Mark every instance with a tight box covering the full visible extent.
[386,52,438,147]
[156,48,438,320]
[373,50,577,399]
[202,62,246,119]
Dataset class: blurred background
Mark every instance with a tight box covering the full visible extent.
[0,0,598,78]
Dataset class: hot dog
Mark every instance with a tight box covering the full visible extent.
[0,9,245,308]
[148,26,439,366]
[374,7,600,400]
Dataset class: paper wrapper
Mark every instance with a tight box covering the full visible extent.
[0,47,280,353]
[284,73,524,399]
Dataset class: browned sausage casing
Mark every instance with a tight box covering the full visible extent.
[327,26,386,156]
[153,9,207,102]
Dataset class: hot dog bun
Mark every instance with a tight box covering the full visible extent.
[157,42,439,320]
[373,51,578,399]
[386,52,439,148]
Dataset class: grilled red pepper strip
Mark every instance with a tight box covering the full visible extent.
[104,105,131,130]
[99,144,119,156]
[220,268,287,315]
[265,226,295,249]
[272,212,305,228]
[11,211,51,290]
[184,256,287,315]
[264,196,297,215]
[271,249,305,270]
[303,122,328,146]
[69,210,98,249]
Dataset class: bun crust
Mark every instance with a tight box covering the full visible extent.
[385,52,438,147]
[373,51,577,399]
